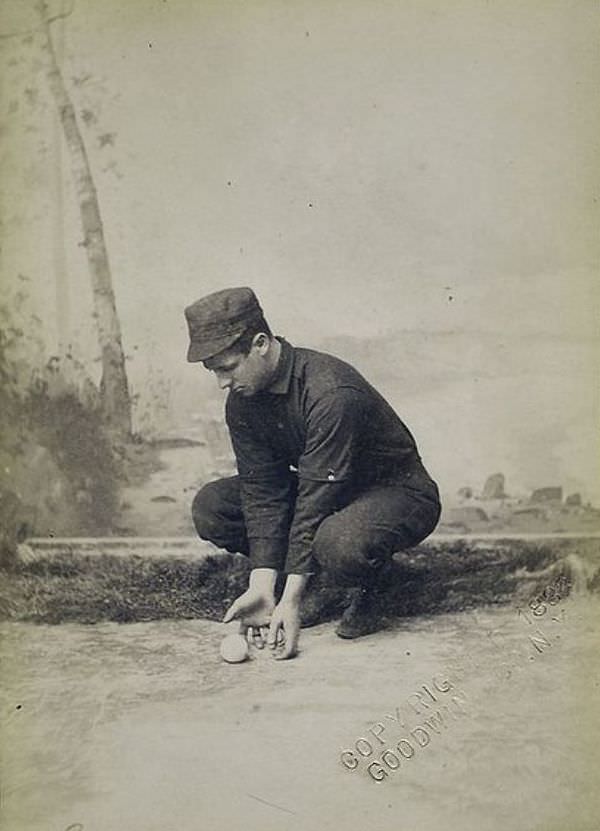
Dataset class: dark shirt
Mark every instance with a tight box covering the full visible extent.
[225,338,423,574]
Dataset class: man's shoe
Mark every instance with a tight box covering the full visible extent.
[298,575,348,628]
[300,588,347,627]
[335,585,389,639]
[300,594,324,628]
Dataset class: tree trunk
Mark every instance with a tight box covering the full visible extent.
[50,10,70,352]
[39,3,132,438]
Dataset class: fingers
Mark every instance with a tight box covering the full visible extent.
[223,590,264,625]
[268,615,299,660]
[242,625,269,649]
[228,605,299,660]
[223,598,240,624]
[267,616,283,649]
[274,632,299,660]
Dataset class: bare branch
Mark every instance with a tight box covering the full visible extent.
[0,0,74,39]
[47,12,71,24]
[47,0,76,26]
[0,25,43,40]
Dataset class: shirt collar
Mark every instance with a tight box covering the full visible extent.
[266,337,294,395]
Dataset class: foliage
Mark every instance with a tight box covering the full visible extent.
[0,292,134,557]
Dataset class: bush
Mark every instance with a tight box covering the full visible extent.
[0,295,134,555]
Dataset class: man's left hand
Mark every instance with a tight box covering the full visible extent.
[267,600,301,660]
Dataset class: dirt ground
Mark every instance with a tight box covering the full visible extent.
[1,594,599,831]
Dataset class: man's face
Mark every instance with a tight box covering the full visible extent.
[203,339,271,397]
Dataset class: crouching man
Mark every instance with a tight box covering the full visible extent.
[186,287,441,660]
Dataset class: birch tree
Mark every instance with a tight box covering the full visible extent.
[2,0,132,437]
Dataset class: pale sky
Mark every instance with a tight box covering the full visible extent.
[1,0,599,498]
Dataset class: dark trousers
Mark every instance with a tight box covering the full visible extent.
[192,467,441,587]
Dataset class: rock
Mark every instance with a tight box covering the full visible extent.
[15,542,37,564]
[437,521,470,534]
[531,487,563,504]
[565,493,582,507]
[482,473,506,500]
[513,506,547,520]
[457,486,473,500]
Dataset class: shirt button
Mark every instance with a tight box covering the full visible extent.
[277,422,284,429]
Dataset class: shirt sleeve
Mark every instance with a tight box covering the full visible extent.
[285,386,369,574]
[225,396,293,570]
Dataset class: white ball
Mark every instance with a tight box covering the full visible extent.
[220,633,249,664]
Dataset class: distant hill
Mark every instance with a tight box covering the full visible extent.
[146,327,598,506]
[314,329,598,504]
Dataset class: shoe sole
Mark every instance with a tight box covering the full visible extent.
[335,622,386,639]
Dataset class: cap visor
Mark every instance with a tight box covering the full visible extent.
[186,331,245,363]
[187,341,210,363]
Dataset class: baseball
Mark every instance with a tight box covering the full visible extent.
[220,633,249,664]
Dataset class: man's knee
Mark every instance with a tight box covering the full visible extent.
[313,515,366,581]
[192,480,225,542]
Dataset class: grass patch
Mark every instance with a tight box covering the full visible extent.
[0,552,250,624]
[0,538,596,626]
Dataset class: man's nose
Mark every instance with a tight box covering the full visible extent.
[216,372,231,390]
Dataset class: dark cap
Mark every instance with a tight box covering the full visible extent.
[184,287,265,362]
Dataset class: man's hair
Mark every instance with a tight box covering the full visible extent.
[228,316,273,355]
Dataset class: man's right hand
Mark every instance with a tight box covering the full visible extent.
[222,568,278,648]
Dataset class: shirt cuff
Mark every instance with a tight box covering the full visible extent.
[284,544,316,575]
[248,537,287,570]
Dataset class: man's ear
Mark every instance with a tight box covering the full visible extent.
[252,332,270,354]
